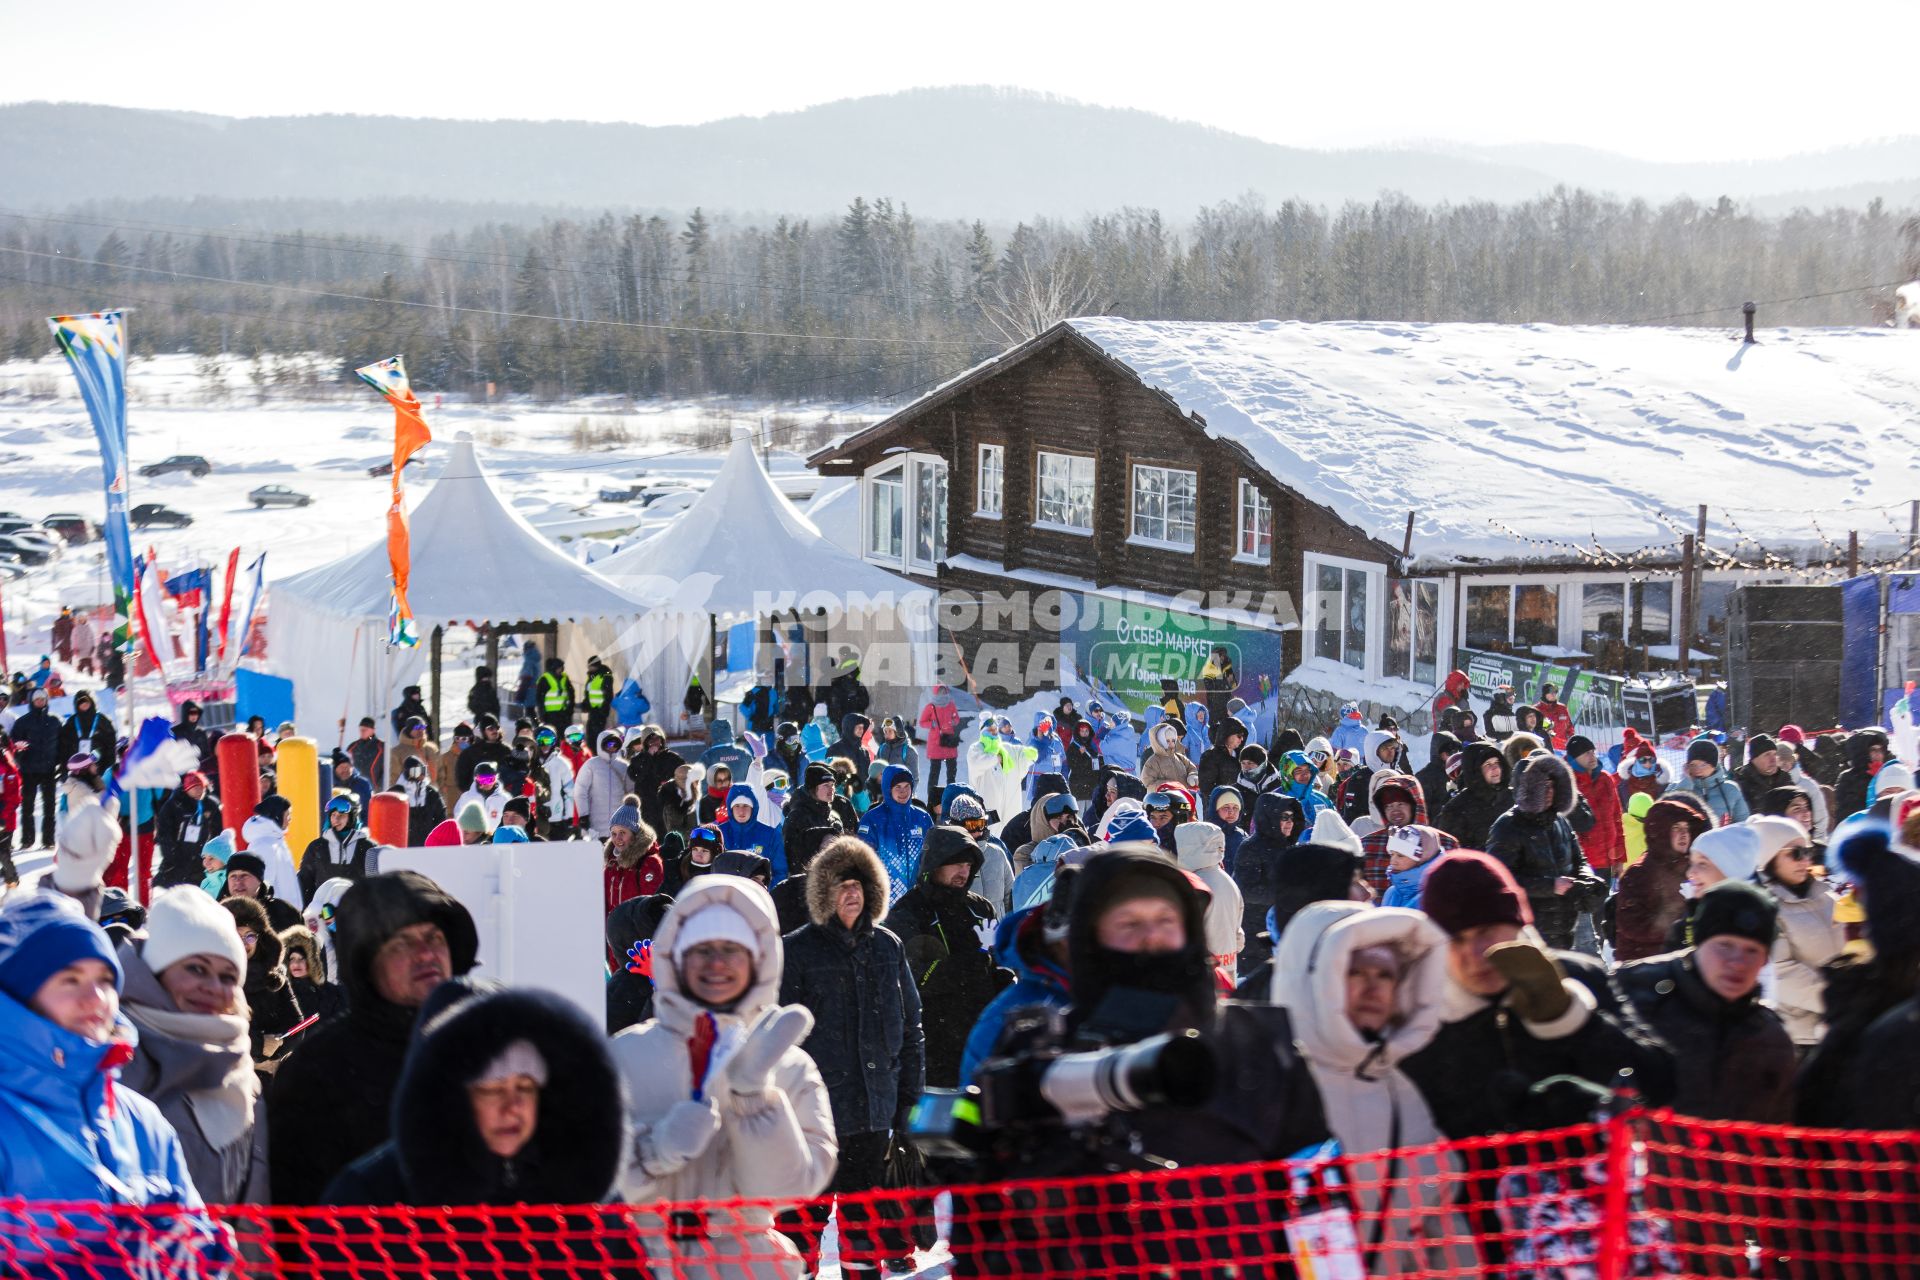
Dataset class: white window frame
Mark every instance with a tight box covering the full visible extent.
[1034,449,1095,535]
[1235,478,1273,565]
[1385,576,1448,684]
[1303,551,1387,680]
[1128,463,1198,552]
[975,443,1003,519]
[862,459,906,565]
[907,454,948,575]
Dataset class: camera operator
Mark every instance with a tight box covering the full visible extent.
[958,844,1330,1274]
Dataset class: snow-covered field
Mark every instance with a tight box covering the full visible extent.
[0,353,876,663]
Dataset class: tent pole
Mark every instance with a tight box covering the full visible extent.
[707,614,717,727]
[430,625,443,738]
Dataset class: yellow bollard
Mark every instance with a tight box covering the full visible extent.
[278,736,319,865]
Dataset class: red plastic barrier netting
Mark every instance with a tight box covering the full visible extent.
[1,1113,1914,1279]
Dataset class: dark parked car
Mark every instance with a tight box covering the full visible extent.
[137,454,212,479]
[131,503,193,529]
[41,514,94,545]
[367,456,419,477]
[0,534,57,565]
[248,484,312,509]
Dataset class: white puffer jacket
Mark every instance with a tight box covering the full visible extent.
[611,876,836,1280]
[1174,821,1244,978]
[1273,903,1478,1277]
[1765,875,1845,1046]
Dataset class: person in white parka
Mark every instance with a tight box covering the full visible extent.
[610,874,837,1280]
[1272,902,1479,1277]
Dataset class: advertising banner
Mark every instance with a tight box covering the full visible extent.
[1459,646,1625,730]
[1073,594,1286,718]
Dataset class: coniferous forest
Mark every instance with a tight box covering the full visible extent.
[0,190,1915,406]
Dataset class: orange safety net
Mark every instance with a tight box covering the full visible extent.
[2,1109,1915,1279]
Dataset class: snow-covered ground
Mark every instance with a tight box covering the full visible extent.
[0,353,877,667]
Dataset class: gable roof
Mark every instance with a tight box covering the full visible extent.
[819,318,1920,565]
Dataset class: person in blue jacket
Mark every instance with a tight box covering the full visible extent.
[1207,785,1248,876]
[697,718,754,778]
[1025,712,1065,803]
[0,893,229,1277]
[1090,705,1139,774]
[958,890,1074,1086]
[1328,702,1369,756]
[1278,750,1334,824]
[857,764,933,905]
[719,782,787,882]
[1182,701,1213,762]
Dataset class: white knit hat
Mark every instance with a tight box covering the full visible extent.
[142,887,248,977]
[473,1038,549,1088]
[1694,824,1763,883]
[670,902,759,962]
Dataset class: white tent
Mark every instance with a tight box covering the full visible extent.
[595,428,935,731]
[267,433,648,732]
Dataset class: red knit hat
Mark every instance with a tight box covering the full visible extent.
[1776,724,1807,746]
[1419,851,1533,936]
[1619,728,1655,759]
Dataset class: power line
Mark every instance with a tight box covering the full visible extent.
[0,244,978,349]
[1621,279,1912,325]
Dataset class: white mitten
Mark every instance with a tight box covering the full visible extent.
[712,1005,814,1099]
[637,1099,721,1175]
[973,920,997,951]
[53,789,121,893]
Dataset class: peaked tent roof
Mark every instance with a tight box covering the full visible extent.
[596,428,924,619]
[817,318,1920,564]
[276,433,645,625]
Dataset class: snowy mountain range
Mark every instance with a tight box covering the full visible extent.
[3,87,1917,223]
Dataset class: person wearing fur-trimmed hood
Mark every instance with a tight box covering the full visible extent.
[612,875,834,1279]
[1484,752,1599,950]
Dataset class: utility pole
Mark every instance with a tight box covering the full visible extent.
[1678,534,1697,680]
[1848,531,1860,579]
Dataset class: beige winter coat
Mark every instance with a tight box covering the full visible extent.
[1272,903,1479,1277]
[1140,720,1196,789]
[1174,821,1244,980]
[611,876,837,1280]
[1765,875,1845,1046]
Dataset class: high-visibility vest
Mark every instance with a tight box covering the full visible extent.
[585,671,610,708]
[540,672,568,712]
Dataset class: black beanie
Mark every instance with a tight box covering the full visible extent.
[1687,739,1721,767]
[802,761,835,791]
[1746,733,1777,761]
[1692,880,1778,948]
[1565,734,1596,761]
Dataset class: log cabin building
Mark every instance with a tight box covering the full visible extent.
[809,317,1917,726]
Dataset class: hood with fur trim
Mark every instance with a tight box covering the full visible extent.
[1367,771,1432,826]
[221,895,287,995]
[392,987,626,1205]
[1511,752,1577,818]
[805,837,890,928]
[1148,719,1187,757]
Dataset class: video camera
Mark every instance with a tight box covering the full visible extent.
[909,988,1218,1174]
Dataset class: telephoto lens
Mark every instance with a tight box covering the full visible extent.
[1037,1029,1215,1124]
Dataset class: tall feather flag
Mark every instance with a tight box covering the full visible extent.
[47,311,137,651]
[354,355,432,648]
[215,548,239,663]
[230,551,267,661]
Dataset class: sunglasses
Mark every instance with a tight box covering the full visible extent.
[1785,848,1815,862]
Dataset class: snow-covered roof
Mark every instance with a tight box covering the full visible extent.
[1063,317,1920,561]
[275,433,646,625]
[597,428,924,620]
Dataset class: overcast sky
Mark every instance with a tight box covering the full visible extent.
[0,0,1900,163]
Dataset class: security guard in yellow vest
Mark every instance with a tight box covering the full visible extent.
[537,656,576,730]
[582,655,615,740]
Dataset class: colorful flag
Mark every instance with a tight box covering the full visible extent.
[355,355,432,648]
[133,557,172,681]
[232,551,266,661]
[215,548,239,663]
[47,311,136,651]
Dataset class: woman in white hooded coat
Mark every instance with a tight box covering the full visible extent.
[611,874,837,1280]
[1272,902,1478,1277]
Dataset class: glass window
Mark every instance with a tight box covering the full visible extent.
[1696,581,1735,644]
[1343,568,1369,671]
[1237,479,1273,562]
[1386,580,1413,681]
[1632,581,1672,646]
[976,444,1003,516]
[1414,580,1440,686]
[1312,562,1343,660]
[1466,585,1511,650]
[1130,464,1197,549]
[867,467,903,562]
[1036,451,1094,531]
[1514,584,1560,648]
[911,458,947,565]
[1581,582,1624,654]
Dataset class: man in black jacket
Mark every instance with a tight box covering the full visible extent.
[153,771,217,888]
[779,835,923,1272]
[1484,752,1598,950]
[1405,851,1674,1138]
[782,761,859,873]
[57,690,118,776]
[7,687,60,848]
[883,825,1009,1087]
[624,726,684,834]
[267,869,479,1204]
[454,713,514,791]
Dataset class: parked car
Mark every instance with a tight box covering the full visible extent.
[137,455,212,479]
[598,483,644,503]
[40,515,94,545]
[131,503,193,529]
[0,517,34,537]
[248,485,312,509]
[0,535,58,566]
[367,456,419,478]
[0,555,28,582]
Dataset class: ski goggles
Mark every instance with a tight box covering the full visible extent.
[1143,792,1178,813]
[535,728,558,745]
[324,795,356,815]
[1042,793,1079,819]
[1305,749,1330,768]
[564,726,585,743]
[314,903,338,935]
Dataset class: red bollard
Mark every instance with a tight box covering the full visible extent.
[217,733,261,849]
[367,791,409,848]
